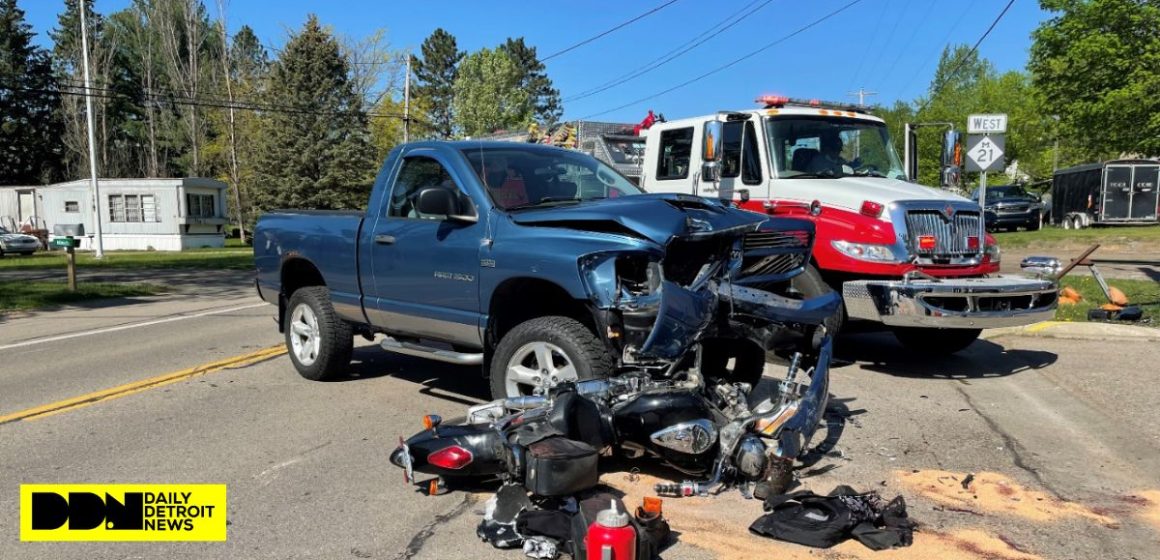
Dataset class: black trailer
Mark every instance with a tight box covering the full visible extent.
[1051,159,1159,228]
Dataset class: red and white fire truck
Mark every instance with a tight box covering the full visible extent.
[637,95,1058,354]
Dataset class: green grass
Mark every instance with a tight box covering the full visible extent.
[0,246,253,271]
[1056,276,1160,324]
[0,281,166,312]
[994,225,1160,249]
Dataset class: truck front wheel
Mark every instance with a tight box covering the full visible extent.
[490,316,614,400]
[891,327,981,355]
[792,264,844,338]
[285,286,353,381]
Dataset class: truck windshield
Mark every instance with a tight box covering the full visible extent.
[462,147,644,210]
[765,116,905,180]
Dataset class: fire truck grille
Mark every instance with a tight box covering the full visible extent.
[905,210,982,255]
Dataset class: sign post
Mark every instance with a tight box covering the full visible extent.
[52,224,85,292]
[966,114,1008,247]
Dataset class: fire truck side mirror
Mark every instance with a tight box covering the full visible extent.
[701,121,723,183]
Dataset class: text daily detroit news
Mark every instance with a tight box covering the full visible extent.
[20,484,227,541]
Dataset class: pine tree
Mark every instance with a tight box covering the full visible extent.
[0,0,64,184]
[500,37,562,126]
[250,14,376,215]
[412,28,461,139]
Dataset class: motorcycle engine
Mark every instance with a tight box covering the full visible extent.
[734,435,769,480]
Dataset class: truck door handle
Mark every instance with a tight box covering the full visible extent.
[374,234,396,245]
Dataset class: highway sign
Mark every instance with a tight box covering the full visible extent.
[967,113,1007,134]
[965,134,1005,173]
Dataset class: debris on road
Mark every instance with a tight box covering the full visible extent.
[897,470,1116,526]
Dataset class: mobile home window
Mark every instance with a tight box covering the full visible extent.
[108,194,159,222]
[656,127,693,180]
[186,193,215,218]
[64,200,79,213]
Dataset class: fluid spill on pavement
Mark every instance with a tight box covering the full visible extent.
[1132,490,1160,532]
[896,470,1116,526]
[604,472,1042,560]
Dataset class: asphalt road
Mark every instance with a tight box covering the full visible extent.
[2,286,1159,559]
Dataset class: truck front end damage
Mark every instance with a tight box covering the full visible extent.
[842,274,1058,328]
[580,216,840,369]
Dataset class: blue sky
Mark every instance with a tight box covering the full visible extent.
[20,0,1049,123]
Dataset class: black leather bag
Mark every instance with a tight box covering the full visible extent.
[523,437,598,496]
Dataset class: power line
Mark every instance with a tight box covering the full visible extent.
[563,0,776,103]
[578,0,864,120]
[916,0,1016,112]
[895,0,972,100]
[539,0,682,62]
[3,82,423,123]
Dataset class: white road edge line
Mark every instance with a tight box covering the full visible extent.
[0,302,268,351]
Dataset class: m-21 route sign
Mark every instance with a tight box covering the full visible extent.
[965,134,1005,173]
[967,113,1007,134]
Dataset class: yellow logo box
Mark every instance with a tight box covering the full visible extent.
[20,484,227,542]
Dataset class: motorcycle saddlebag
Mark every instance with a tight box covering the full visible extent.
[524,437,598,496]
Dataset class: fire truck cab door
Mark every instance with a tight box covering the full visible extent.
[703,116,765,204]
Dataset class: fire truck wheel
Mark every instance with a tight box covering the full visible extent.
[791,264,844,338]
[891,327,982,355]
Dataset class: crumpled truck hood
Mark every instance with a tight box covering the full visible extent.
[510,193,768,245]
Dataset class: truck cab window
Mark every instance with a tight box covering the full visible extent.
[389,156,463,219]
[721,122,743,178]
[656,127,693,180]
[741,121,762,184]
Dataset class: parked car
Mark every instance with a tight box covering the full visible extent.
[0,226,41,256]
[254,141,838,399]
[972,184,1043,231]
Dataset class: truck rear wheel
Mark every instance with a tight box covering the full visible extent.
[490,316,614,400]
[285,286,353,381]
[891,327,982,355]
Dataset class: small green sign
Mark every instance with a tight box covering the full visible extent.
[51,237,80,248]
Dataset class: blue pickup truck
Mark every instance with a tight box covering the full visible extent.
[254,141,837,399]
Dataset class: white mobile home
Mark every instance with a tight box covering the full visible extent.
[0,178,228,251]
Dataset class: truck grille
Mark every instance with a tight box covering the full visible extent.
[743,230,811,250]
[905,209,982,255]
[741,252,806,277]
[997,204,1030,214]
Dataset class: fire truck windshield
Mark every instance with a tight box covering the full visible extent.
[766,116,905,180]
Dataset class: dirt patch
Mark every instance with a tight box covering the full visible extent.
[603,472,1042,560]
[897,470,1116,526]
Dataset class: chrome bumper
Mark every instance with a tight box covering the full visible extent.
[842,275,1058,329]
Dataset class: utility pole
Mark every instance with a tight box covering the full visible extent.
[403,55,411,143]
[80,2,104,258]
[846,87,877,107]
[846,88,877,156]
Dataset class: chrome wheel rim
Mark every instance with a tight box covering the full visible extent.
[289,303,320,367]
[505,341,577,397]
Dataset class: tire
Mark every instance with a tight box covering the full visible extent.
[284,286,353,381]
[791,264,844,338]
[701,338,766,386]
[891,327,982,355]
[489,316,613,400]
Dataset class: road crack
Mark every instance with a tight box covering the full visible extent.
[954,385,1071,501]
[391,494,472,560]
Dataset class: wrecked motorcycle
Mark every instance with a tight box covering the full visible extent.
[390,335,834,499]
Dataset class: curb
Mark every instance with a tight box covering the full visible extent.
[982,320,1160,342]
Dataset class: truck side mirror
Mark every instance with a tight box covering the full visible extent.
[701,121,722,184]
[415,187,478,223]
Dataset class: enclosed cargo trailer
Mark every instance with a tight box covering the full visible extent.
[1051,160,1159,228]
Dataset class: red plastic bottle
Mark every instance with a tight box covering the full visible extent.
[585,500,637,560]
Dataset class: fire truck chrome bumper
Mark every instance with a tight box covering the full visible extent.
[842,276,1058,329]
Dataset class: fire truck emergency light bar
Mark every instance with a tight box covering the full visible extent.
[756,95,869,114]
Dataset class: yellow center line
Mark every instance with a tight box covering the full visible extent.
[0,345,287,426]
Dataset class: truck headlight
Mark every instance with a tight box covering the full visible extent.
[984,234,1001,264]
[831,240,899,263]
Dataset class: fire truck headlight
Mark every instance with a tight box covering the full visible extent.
[831,240,899,263]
